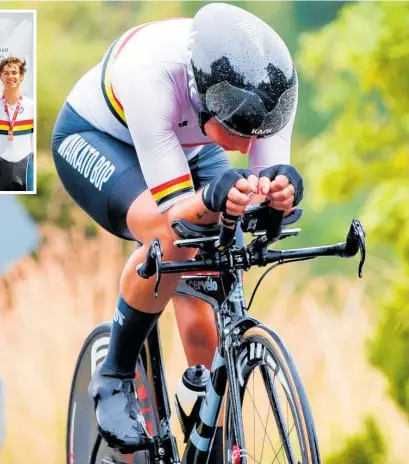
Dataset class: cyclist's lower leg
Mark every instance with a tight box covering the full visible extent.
[173,295,218,369]
[173,294,224,463]
[89,191,212,453]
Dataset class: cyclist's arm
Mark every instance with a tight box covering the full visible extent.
[114,64,255,224]
[248,85,298,174]
[248,111,296,174]
[114,63,197,214]
[165,191,218,225]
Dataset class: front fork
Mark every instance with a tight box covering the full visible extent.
[224,336,247,464]
[221,316,259,464]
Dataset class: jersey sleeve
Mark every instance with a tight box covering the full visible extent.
[112,62,195,212]
[248,85,298,175]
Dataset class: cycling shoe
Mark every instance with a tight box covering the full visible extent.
[88,364,152,453]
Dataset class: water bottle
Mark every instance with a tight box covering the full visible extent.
[175,364,210,443]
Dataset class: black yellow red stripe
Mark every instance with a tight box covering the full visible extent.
[151,173,194,207]
[101,23,155,127]
[101,18,185,127]
[0,118,34,135]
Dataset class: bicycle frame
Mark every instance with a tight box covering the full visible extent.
[144,267,260,464]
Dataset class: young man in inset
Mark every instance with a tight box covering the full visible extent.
[0,57,34,192]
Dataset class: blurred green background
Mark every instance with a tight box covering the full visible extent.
[0,1,408,463]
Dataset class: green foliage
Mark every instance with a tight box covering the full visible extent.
[369,285,409,416]
[298,3,409,416]
[325,418,387,464]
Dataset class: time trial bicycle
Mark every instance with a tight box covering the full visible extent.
[67,202,366,464]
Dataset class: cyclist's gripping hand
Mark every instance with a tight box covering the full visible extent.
[202,168,258,217]
[258,165,304,212]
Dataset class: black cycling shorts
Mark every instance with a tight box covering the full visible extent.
[51,103,234,241]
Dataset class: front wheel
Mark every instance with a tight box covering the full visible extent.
[66,322,159,464]
[224,325,321,464]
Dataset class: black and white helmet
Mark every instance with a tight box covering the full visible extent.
[187,3,298,138]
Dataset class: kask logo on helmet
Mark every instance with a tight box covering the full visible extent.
[251,127,275,135]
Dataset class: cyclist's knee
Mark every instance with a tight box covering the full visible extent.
[126,191,196,261]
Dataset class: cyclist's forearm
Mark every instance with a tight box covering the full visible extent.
[165,190,220,225]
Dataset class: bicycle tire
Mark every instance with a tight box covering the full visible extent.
[66,322,160,464]
[224,325,320,464]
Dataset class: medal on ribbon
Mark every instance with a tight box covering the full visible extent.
[2,95,22,142]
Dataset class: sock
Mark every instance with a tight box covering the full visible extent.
[209,426,223,463]
[101,296,161,378]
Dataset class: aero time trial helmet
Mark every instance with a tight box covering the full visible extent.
[187,3,298,139]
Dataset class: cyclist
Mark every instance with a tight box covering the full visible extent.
[52,2,303,456]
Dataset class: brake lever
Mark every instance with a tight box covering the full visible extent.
[136,238,163,297]
[355,220,366,278]
[342,219,366,278]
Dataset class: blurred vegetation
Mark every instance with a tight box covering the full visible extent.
[298,1,409,423]
[326,418,388,464]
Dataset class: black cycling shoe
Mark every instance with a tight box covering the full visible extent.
[88,364,152,454]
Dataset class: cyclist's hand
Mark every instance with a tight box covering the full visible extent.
[258,165,304,211]
[225,173,258,216]
[202,168,257,215]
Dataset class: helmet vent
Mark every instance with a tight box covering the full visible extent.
[237,20,265,56]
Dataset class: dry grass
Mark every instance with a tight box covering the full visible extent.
[0,226,407,463]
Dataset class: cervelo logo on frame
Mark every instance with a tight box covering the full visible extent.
[188,278,218,292]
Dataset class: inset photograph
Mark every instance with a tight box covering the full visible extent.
[0,10,35,193]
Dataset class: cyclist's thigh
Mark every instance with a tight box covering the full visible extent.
[52,102,147,241]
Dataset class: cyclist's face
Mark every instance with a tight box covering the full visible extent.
[204,117,252,154]
[0,64,23,90]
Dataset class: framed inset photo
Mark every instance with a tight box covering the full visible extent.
[0,10,36,194]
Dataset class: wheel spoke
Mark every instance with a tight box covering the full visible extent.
[260,405,270,462]
[270,423,296,463]
[246,450,262,463]
[245,383,283,463]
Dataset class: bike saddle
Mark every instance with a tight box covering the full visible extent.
[172,220,220,240]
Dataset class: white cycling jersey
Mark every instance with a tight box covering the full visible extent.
[67,18,297,212]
